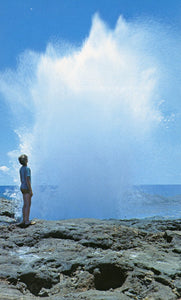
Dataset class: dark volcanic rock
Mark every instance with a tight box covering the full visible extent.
[0,197,16,223]
[0,198,181,299]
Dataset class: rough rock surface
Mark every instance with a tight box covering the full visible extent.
[0,198,181,299]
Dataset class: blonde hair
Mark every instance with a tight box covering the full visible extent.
[18,154,28,166]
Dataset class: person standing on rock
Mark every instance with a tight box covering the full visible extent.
[18,154,33,226]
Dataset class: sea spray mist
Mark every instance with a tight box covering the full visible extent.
[0,15,180,219]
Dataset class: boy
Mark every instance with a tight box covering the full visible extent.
[18,154,33,225]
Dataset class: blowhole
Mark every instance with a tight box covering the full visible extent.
[93,264,127,290]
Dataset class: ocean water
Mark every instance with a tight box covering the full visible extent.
[123,185,181,219]
[0,185,20,200]
[0,185,180,220]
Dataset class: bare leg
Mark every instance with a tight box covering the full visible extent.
[26,193,32,223]
[23,193,31,224]
[22,194,26,223]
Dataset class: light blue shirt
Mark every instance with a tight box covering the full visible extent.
[19,166,31,190]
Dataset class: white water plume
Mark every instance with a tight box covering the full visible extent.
[0,15,180,219]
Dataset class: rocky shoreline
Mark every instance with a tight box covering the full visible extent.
[0,197,181,299]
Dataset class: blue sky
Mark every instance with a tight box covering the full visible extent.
[0,0,180,69]
[0,0,181,185]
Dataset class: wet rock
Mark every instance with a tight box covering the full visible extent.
[0,198,180,299]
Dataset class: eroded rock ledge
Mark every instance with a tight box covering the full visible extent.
[0,198,181,299]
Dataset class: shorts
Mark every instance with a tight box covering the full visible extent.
[21,188,30,194]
